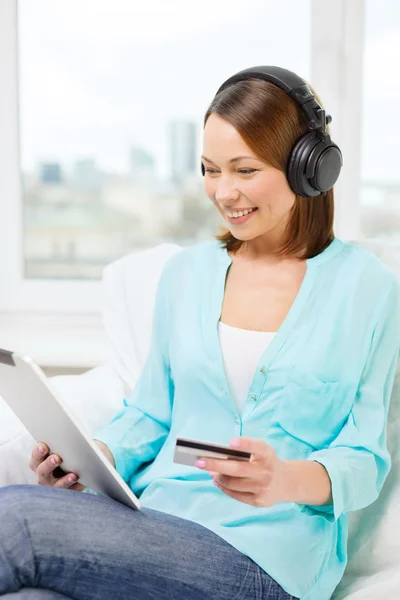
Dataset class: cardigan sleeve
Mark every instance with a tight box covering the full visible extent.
[301,278,400,521]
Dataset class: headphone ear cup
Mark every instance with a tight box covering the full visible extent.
[312,143,342,193]
[287,132,321,197]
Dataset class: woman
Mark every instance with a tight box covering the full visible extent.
[1,66,399,600]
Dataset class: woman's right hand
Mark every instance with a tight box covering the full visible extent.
[29,440,115,492]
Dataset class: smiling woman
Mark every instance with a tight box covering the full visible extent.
[201,77,336,259]
[2,58,398,600]
[2,1,391,599]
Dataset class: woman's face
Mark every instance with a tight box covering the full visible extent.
[202,114,296,246]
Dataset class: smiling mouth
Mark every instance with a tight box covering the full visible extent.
[225,207,258,218]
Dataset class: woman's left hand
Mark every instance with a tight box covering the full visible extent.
[195,437,289,507]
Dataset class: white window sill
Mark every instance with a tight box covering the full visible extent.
[0,313,109,368]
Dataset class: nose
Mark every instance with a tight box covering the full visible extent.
[214,176,240,206]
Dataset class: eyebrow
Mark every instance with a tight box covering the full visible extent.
[201,155,259,165]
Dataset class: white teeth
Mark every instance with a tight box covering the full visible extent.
[226,208,256,218]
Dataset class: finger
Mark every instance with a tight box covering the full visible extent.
[229,437,272,460]
[197,457,254,477]
[53,473,80,490]
[29,442,49,472]
[214,480,259,506]
[214,474,257,493]
[69,482,86,492]
[36,454,63,485]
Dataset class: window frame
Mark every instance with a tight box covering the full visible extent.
[0,0,102,314]
[311,0,365,242]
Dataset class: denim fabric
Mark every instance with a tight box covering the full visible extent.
[1,590,70,599]
[0,485,297,600]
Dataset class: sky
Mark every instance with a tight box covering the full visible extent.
[17,0,311,178]
[17,0,400,183]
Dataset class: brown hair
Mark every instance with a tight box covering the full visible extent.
[203,78,335,259]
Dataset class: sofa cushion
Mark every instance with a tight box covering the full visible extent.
[101,242,182,394]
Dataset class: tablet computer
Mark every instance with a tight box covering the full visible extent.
[0,349,141,511]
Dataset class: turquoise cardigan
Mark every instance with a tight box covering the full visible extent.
[94,237,400,600]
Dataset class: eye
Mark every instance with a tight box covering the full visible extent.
[238,169,257,175]
[203,168,219,174]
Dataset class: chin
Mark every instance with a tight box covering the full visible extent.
[228,228,259,241]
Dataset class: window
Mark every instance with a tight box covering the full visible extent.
[0,0,364,366]
[17,0,311,281]
[360,0,400,239]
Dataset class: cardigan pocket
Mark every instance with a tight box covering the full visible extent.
[271,368,348,451]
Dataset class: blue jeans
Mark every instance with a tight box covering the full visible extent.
[0,485,297,600]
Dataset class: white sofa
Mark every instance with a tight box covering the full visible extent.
[1,239,400,600]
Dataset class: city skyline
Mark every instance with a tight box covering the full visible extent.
[29,116,199,185]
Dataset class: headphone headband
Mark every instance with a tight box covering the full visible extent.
[216,65,332,138]
[207,65,343,197]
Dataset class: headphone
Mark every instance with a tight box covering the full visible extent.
[202,65,343,198]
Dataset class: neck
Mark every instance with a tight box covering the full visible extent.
[235,222,303,265]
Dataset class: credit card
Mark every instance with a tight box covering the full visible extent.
[174,436,251,467]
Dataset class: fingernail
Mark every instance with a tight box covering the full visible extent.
[68,476,76,483]
[230,438,241,448]
[38,445,45,454]
[195,460,207,468]
[51,457,58,465]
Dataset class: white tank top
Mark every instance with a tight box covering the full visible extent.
[217,321,276,415]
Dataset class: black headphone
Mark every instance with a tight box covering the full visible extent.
[202,65,343,198]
